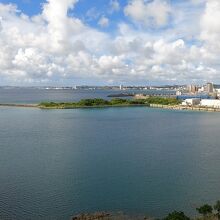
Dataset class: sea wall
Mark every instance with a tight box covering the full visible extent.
[150,104,220,112]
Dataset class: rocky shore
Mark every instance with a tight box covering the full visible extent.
[71,212,152,220]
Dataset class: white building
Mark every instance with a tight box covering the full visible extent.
[198,86,205,93]
[182,98,201,106]
[200,99,220,108]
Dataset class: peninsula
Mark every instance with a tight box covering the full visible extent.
[38,97,181,109]
[2,96,220,113]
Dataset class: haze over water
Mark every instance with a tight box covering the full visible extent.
[0,89,220,219]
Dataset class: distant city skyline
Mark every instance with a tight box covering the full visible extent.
[0,0,220,85]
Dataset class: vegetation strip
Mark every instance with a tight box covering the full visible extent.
[2,97,220,113]
[38,97,181,109]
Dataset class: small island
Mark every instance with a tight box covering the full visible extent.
[38,97,181,109]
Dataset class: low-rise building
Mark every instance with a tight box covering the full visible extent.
[200,99,220,108]
[134,94,150,99]
[182,98,201,106]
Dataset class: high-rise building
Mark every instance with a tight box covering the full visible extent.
[206,82,214,93]
[176,90,182,96]
[119,84,123,90]
[188,84,197,94]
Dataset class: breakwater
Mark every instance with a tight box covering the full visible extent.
[0,103,37,108]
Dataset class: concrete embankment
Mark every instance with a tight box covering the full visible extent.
[150,104,220,112]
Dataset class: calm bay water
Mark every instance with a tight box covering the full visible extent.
[0,89,220,219]
[0,88,174,104]
[0,88,117,104]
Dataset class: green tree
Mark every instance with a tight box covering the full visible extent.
[163,211,190,220]
[110,98,128,105]
[214,201,220,219]
[145,97,181,105]
[196,204,213,217]
[78,99,110,106]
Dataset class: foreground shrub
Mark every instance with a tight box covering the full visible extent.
[196,204,213,217]
[163,211,190,220]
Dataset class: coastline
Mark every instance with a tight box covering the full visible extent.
[0,103,150,109]
[71,212,153,220]
[149,104,220,112]
[39,104,150,109]
[1,102,220,113]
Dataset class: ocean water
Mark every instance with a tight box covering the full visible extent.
[0,88,174,104]
[0,88,117,104]
[0,89,220,219]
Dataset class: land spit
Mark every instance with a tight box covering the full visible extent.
[0,103,38,108]
[1,103,220,113]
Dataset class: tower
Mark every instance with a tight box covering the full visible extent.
[206,82,214,93]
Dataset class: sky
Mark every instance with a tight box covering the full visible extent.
[0,0,220,86]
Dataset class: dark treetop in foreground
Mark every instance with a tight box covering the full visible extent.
[71,200,220,220]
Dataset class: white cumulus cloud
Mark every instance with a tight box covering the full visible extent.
[124,0,172,28]
[98,16,109,28]
[0,0,220,85]
[109,0,120,13]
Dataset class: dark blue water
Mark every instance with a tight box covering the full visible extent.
[1,90,220,220]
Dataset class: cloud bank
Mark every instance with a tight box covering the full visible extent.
[0,0,220,85]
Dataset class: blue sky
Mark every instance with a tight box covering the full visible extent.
[0,0,148,36]
[1,0,45,15]
[0,0,199,33]
[1,0,126,29]
[0,0,220,86]
[0,0,204,34]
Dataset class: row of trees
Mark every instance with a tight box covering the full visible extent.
[39,98,147,108]
[163,201,220,220]
[146,97,181,105]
